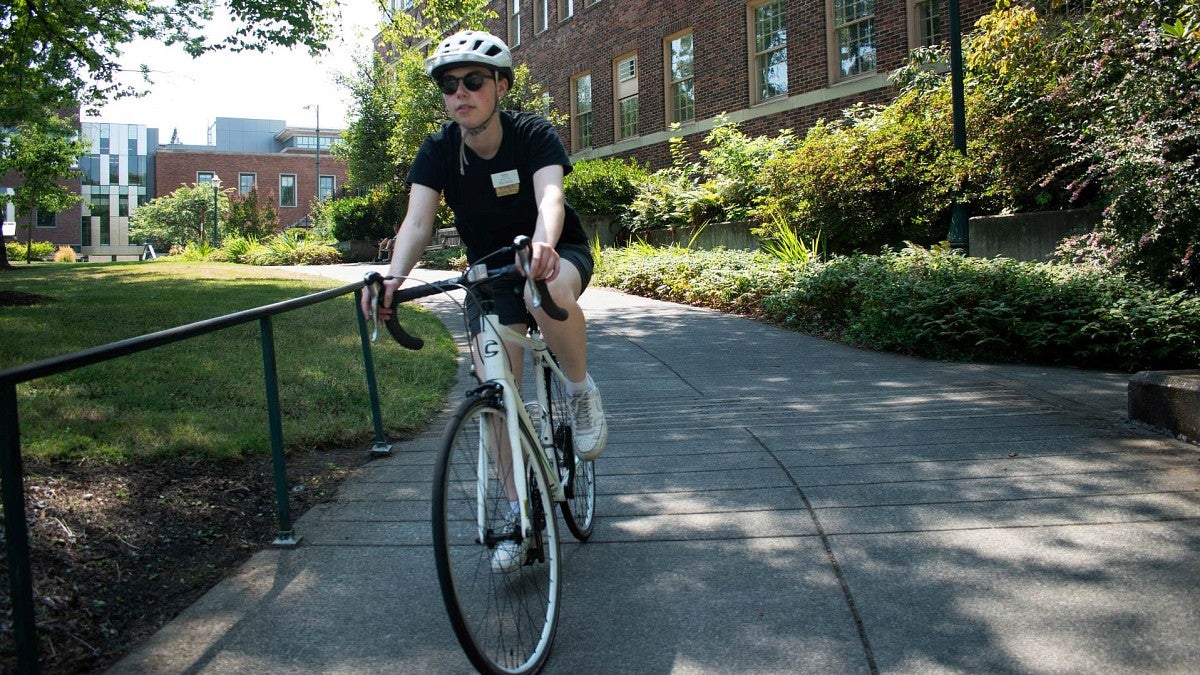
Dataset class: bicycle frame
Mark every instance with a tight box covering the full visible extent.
[474,312,567,545]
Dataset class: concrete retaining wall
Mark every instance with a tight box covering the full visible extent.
[1129,370,1200,442]
[969,209,1102,261]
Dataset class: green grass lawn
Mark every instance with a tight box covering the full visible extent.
[0,261,459,462]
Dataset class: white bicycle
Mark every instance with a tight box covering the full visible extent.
[366,236,596,674]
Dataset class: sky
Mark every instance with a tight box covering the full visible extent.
[85,1,384,145]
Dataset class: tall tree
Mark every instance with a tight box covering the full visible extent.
[130,182,226,251]
[0,115,90,267]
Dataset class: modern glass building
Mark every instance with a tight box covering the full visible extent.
[78,122,159,258]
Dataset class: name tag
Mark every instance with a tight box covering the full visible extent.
[491,170,520,197]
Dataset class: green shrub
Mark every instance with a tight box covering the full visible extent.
[625,119,796,234]
[420,246,467,271]
[764,244,1200,371]
[596,245,793,315]
[1045,0,1200,291]
[6,240,56,262]
[564,157,648,216]
[328,184,408,243]
[598,242,1200,372]
[754,98,960,255]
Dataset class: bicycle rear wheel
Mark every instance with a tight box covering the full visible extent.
[544,365,595,541]
[432,393,562,675]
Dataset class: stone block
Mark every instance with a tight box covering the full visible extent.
[1128,370,1200,441]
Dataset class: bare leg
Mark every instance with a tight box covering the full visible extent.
[524,261,588,383]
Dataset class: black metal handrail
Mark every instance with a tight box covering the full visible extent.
[0,275,392,674]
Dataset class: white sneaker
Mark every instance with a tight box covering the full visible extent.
[571,386,608,460]
[491,511,528,574]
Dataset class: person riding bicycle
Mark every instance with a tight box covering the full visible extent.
[365,30,608,465]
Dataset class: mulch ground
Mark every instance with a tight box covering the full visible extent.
[0,447,373,673]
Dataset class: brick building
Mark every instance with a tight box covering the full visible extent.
[478,0,992,167]
[4,117,346,261]
[155,117,348,233]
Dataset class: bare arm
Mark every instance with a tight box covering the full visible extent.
[528,164,566,280]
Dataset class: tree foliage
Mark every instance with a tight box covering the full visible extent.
[0,115,90,267]
[0,0,337,126]
[130,183,227,251]
[225,186,279,240]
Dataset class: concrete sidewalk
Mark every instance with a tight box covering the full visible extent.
[114,263,1200,674]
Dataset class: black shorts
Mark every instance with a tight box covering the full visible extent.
[466,242,593,337]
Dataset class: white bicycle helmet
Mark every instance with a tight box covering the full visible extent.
[425,30,514,85]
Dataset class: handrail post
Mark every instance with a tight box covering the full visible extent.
[2,380,40,673]
[259,317,300,547]
[354,290,392,456]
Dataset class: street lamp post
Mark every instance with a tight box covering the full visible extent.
[211,175,222,246]
[946,0,969,253]
[304,104,320,216]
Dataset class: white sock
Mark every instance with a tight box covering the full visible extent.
[568,373,594,397]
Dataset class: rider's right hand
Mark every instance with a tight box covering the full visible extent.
[361,276,403,323]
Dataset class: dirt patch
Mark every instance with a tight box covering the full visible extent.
[0,447,375,673]
[0,290,55,307]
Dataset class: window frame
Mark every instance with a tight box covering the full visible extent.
[279,174,297,208]
[318,175,335,201]
[571,72,593,150]
[557,0,573,21]
[827,0,878,83]
[239,172,257,196]
[748,0,788,105]
[534,0,549,33]
[664,29,696,125]
[508,0,522,47]
[907,0,940,49]
[613,52,639,140]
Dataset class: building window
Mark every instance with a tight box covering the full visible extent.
[572,73,593,150]
[319,175,335,201]
[614,53,638,139]
[80,156,100,185]
[280,174,297,207]
[832,0,877,80]
[666,30,695,124]
[750,0,787,103]
[197,171,215,184]
[36,210,56,227]
[910,0,940,48]
[534,0,549,33]
[508,0,521,47]
[98,124,110,154]
[128,156,145,186]
[239,173,257,195]
[108,155,120,184]
[558,0,573,20]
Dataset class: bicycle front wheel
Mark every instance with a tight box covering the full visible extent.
[432,393,562,675]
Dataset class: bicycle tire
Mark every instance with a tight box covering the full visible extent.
[544,364,596,541]
[432,393,562,675]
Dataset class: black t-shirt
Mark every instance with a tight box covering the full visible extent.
[407,110,587,265]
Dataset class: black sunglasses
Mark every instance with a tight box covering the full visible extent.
[438,71,492,95]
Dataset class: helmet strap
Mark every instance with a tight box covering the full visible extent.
[458,72,503,175]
